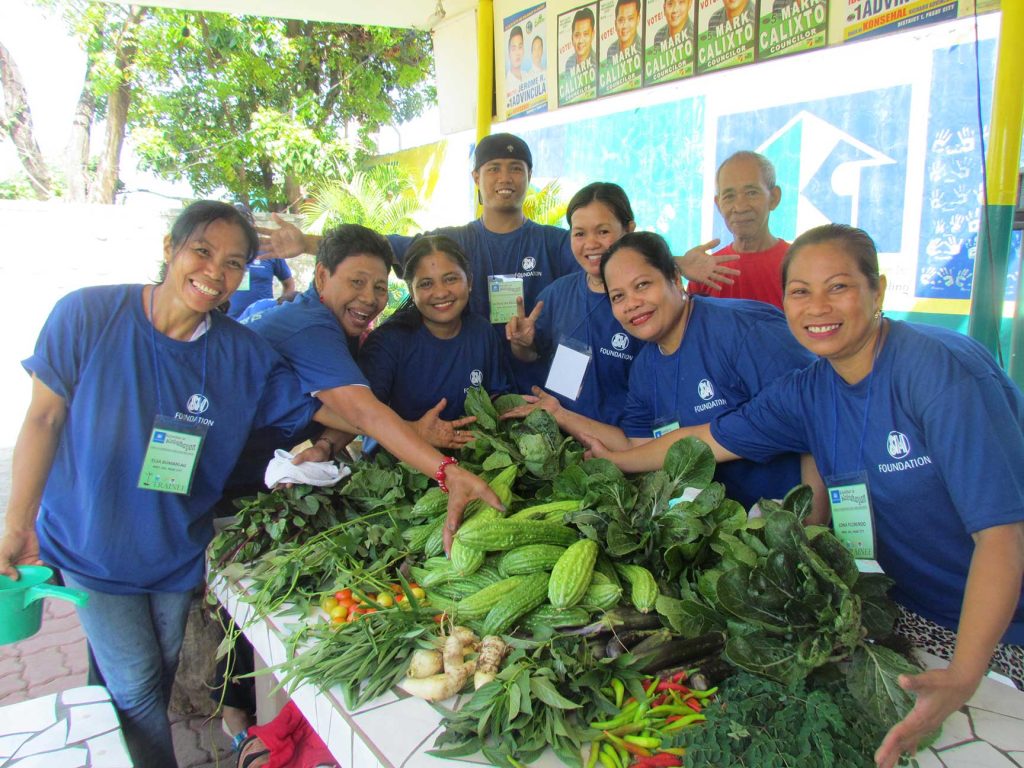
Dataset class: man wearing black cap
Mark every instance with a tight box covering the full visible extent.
[260,132,576,389]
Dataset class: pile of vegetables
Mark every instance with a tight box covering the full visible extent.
[208,387,925,767]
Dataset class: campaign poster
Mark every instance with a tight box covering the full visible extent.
[696,0,755,74]
[756,0,827,60]
[504,4,549,119]
[643,0,696,85]
[839,0,957,42]
[598,0,644,97]
[558,3,599,106]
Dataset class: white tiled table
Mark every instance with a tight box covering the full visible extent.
[214,578,1024,768]
[0,686,132,767]
[214,577,525,768]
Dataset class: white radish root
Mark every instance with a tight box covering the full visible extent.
[407,648,443,679]
[401,629,478,702]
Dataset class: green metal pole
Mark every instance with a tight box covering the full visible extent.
[967,0,1024,381]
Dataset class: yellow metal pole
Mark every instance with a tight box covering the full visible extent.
[967,1,1024,382]
[475,0,495,217]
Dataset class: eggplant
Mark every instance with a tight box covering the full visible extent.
[569,606,665,637]
[634,631,727,674]
[605,629,665,659]
[690,656,735,690]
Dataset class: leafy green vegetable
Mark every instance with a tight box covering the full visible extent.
[672,671,900,767]
[430,635,639,767]
[464,386,499,432]
[845,643,924,732]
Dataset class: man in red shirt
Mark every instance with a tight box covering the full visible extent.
[686,150,787,309]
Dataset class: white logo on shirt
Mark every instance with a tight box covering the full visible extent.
[187,394,210,414]
[886,431,911,459]
[697,379,715,401]
[611,333,629,351]
[522,256,537,271]
[470,369,483,386]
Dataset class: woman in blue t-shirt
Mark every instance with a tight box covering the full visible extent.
[505,182,642,424]
[587,224,1024,766]
[242,225,501,550]
[505,230,821,512]
[359,235,510,448]
[0,201,329,768]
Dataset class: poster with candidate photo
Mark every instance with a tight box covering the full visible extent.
[598,0,644,97]
[756,0,827,60]
[504,4,549,119]
[643,0,695,86]
[696,0,755,74]
[557,3,599,106]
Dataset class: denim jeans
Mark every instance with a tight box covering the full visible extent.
[63,574,193,768]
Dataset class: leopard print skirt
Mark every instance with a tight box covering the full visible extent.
[894,605,1023,690]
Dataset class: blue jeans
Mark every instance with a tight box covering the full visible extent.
[63,574,193,768]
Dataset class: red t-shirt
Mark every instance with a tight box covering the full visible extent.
[686,239,789,310]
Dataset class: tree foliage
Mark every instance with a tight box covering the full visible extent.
[2,3,435,207]
[523,179,568,227]
[301,162,423,236]
[127,12,435,209]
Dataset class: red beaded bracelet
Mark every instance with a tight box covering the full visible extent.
[435,456,458,493]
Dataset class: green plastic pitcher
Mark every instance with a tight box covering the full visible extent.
[0,565,88,645]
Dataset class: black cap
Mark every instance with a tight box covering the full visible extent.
[474,133,532,171]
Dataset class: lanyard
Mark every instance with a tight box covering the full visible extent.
[148,286,209,414]
[483,220,528,281]
[829,322,885,475]
[652,298,693,423]
[563,275,607,347]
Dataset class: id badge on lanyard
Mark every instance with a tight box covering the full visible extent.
[825,470,883,573]
[488,275,525,324]
[238,269,251,291]
[545,336,592,401]
[138,415,207,495]
[653,421,680,438]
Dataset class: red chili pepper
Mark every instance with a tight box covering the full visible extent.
[670,669,688,683]
[650,694,668,707]
[665,714,685,723]
[684,697,702,713]
[656,681,691,694]
[631,753,682,768]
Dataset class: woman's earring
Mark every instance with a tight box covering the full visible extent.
[874,309,882,320]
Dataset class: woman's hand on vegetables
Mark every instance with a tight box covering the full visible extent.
[500,386,562,421]
[414,399,478,450]
[874,666,980,768]
[442,465,505,555]
[0,527,42,580]
[580,432,613,461]
[256,213,310,259]
[676,239,740,290]
[505,297,543,361]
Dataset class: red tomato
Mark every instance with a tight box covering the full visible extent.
[335,588,353,601]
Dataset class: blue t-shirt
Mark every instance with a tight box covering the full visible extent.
[25,285,316,594]
[711,321,1024,643]
[389,219,577,390]
[228,258,292,317]
[243,285,368,394]
[359,312,511,421]
[533,271,644,425]
[237,297,279,323]
[622,297,814,508]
